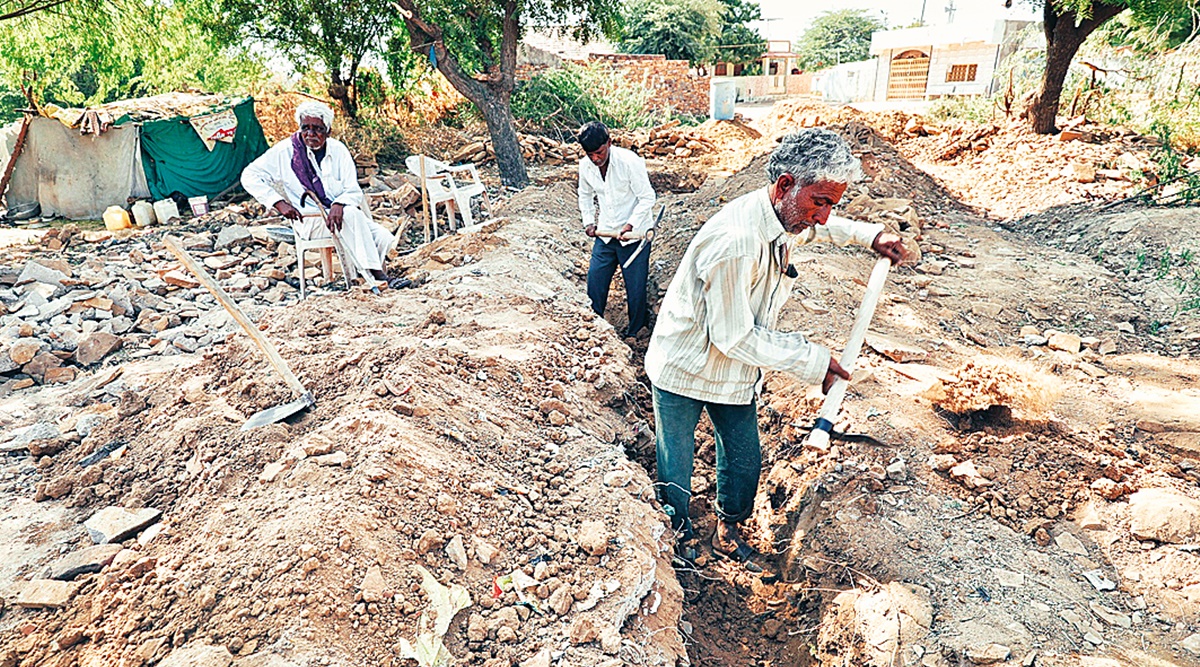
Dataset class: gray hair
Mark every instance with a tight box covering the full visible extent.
[766,128,862,186]
[295,101,335,131]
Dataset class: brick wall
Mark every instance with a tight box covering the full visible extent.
[515,54,711,117]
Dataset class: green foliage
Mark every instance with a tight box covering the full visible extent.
[713,0,766,66]
[511,62,662,134]
[213,0,393,115]
[0,0,265,112]
[618,0,724,65]
[927,96,997,123]
[795,9,884,71]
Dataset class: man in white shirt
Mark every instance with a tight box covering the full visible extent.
[644,128,906,570]
[577,122,657,338]
[241,101,402,289]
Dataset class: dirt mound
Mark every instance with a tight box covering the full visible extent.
[0,218,685,667]
[927,358,1062,419]
[897,118,1159,220]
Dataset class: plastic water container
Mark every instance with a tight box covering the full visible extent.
[709,79,737,121]
[153,198,181,225]
[131,200,156,227]
[188,195,209,217]
[103,206,131,231]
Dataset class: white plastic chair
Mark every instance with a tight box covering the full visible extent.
[405,155,491,237]
[292,197,376,299]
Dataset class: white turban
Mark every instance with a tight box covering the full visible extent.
[295,101,335,131]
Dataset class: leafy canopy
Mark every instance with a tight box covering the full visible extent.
[618,0,724,65]
[794,8,884,70]
[714,0,766,66]
[0,0,264,114]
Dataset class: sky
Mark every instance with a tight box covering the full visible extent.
[751,0,1041,42]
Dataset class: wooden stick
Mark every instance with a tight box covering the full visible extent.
[163,236,308,398]
[419,157,430,244]
[805,257,892,451]
[0,115,32,206]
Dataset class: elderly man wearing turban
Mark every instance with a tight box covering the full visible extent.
[241,101,403,289]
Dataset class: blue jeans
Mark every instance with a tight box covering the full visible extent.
[652,385,761,541]
[587,238,650,337]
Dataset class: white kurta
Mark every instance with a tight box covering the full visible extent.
[241,137,395,272]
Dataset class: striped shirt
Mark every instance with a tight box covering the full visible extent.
[645,187,883,405]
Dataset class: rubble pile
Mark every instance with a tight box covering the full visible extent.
[0,213,423,396]
[611,119,718,159]
[451,133,583,166]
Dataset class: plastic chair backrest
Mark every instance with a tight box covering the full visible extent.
[405,155,450,177]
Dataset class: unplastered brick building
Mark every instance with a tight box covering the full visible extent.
[517,31,711,117]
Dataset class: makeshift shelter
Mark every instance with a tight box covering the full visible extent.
[1,94,268,220]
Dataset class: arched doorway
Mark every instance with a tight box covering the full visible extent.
[886,49,930,100]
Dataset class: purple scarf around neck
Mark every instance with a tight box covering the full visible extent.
[290,132,332,208]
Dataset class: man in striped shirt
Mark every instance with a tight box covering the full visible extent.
[644,128,905,569]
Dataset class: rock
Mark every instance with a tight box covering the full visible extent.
[965,643,1010,664]
[417,529,444,554]
[47,543,123,580]
[259,461,288,483]
[886,460,907,481]
[9,339,45,365]
[360,565,386,603]
[1068,162,1096,183]
[313,451,348,467]
[43,367,76,384]
[1128,488,1200,543]
[520,650,552,667]
[1077,505,1105,530]
[83,506,163,544]
[446,535,468,570]
[23,351,62,382]
[598,624,622,654]
[1054,530,1088,556]
[16,580,79,608]
[994,568,1024,587]
[1091,477,1124,500]
[467,613,487,642]
[18,261,68,287]
[215,225,253,250]
[34,476,74,501]
[949,460,990,489]
[548,585,574,615]
[577,520,609,556]
[1089,601,1131,628]
[158,643,234,667]
[163,270,200,289]
[865,331,927,363]
[75,332,123,365]
[1181,633,1200,656]
[474,538,500,566]
[1047,331,1082,354]
[603,469,632,487]
[568,617,598,644]
[928,454,957,472]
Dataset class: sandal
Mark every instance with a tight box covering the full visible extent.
[385,277,412,289]
[711,532,765,574]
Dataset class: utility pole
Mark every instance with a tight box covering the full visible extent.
[919,0,927,25]
[945,0,956,23]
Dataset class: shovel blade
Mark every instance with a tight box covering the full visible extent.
[241,393,315,431]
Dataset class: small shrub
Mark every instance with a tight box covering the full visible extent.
[511,63,666,135]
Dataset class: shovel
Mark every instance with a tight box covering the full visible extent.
[163,236,315,430]
[804,257,891,451]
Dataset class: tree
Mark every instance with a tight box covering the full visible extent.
[795,9,884,70]
[0,0,265,110]
[213,0,393,118]
[714,0,766,67]
[393,0,622,189]
[1025,0,1194,133]
[618,0,725,65]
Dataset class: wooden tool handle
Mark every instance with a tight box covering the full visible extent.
[807,257,891,448]
[163,236,308,397]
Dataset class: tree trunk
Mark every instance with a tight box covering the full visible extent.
[478,96,528,189]
[329,74,358,120]
[1027,1,1125,134]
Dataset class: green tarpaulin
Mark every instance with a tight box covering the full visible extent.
[139,97,268,201]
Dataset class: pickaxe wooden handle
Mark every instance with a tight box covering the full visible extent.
[805,257,892,451]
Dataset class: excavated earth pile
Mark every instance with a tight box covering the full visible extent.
[0,216,686,667]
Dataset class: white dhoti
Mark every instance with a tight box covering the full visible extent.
[295,205,396,273]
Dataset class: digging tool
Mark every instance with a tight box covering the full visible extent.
[163,236,315,430]
[804,257,892,451]
[592,205,664,269]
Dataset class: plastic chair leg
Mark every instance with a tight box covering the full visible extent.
[298,245,308,300]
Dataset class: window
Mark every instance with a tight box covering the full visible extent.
[714,62,727,76]
[946,64,978,83]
